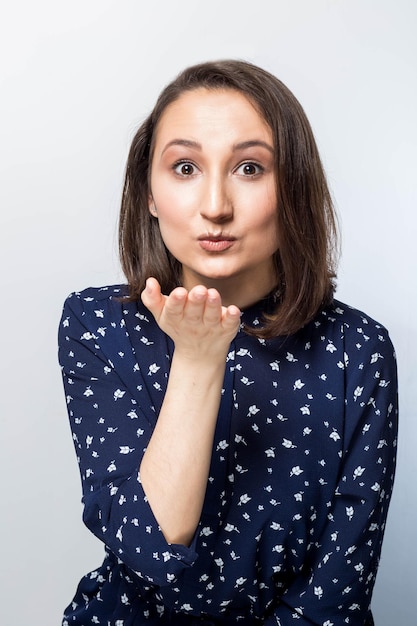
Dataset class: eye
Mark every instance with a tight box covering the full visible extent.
[235,162,264,177]
[173,161,197,176]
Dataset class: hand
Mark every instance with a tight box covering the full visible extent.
[141,278,241,360]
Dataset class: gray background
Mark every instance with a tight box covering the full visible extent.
[1,1,415,624]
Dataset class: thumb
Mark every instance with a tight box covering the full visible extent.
[140,277,165,322]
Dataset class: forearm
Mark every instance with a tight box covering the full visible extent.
[139,350,227,546]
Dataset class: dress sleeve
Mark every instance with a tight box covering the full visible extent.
[263,326,398,626]
[58,292,198,587]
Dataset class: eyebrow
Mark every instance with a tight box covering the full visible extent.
[162,139,201,155]
[161,139,274,155]
[233,140,274,154]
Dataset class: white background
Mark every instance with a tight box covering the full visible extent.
[1,1,415,624]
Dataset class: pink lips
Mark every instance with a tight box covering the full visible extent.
[198,235,236,252]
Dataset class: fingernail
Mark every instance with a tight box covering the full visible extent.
[194,288,206,299]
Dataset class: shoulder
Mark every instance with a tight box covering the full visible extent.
[315,299,393,344]
[61,284,134,321]
[59,284,146,349]
[312,300,397,386]
[60,283,159,337]
[294,299,396,375]
[58,285,162,369]
[64,284,129,306]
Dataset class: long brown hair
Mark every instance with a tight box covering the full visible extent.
[119,60,338,338]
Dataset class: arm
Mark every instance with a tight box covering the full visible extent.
[139,278,241,546]
[59,282,240,585]
[263,327,398,625]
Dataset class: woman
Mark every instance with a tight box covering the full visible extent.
[59,60,398,625]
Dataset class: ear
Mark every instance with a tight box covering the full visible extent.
[148,195,158,217]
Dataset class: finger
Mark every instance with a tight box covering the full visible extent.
[183,285,210,324]
[203,288,223,325]
[222,305,241,331]
[162,286,188,318]
[140,278,165,321]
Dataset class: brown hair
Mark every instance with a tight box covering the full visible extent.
[119,60,338,338]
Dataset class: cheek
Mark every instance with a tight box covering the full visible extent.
[256,203,280,250]
[153,204,191,249]
[247,191,278,232]
[151,180,196,219]
[263,221,280,253]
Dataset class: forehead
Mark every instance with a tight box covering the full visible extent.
[154,88,272,145]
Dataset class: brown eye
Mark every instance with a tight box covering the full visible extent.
[243,164,256,175]
[174,162,196,176]
[236,162,263,177]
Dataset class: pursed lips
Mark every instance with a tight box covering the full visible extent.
[197,233,237,252]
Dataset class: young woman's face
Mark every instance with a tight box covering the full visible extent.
[149,88,279,300]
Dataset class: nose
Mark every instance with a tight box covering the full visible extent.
[200,173,233,223]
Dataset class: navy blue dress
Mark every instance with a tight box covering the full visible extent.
[59,286,397,625]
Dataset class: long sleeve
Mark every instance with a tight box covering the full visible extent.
[58,289,198,587]
[59,292,398,624]
[263,324,398,625]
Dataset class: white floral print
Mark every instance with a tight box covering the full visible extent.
[59,285,397,625]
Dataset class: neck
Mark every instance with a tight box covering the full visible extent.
[182,272,278,310]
